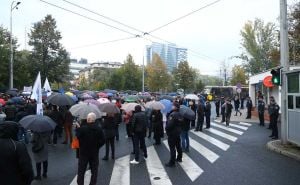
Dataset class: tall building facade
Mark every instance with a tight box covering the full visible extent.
[146,42,187,72]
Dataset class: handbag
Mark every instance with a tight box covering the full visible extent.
[71,137,79,149]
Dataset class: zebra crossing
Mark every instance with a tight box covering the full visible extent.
[70,121,252,185]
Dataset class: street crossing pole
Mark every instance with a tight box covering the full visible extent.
[279,0,289,144]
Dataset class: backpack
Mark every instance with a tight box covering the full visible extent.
[32,134,44,153]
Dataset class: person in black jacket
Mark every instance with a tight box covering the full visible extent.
[101,114,117,160]
[215,97,220,117]
[195,101,205,131]
[205,101,211,129]
[48,105,64,145]
[0,122,34,185]
[151,110,163,145]
[220,96,225,122]
[165,102,183,167]
[246,97,253,119]
[257,97,265,126]
[130,105,148,164]
[224,99,233,127]
[76,113,105,185]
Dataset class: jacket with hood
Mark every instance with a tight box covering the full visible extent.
[0,122,34,185]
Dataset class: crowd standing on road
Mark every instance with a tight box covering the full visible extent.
[0,89,281,184]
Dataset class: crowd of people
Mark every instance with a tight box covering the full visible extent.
[0,91,280,185]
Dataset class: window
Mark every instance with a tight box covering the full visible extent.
[296,96,300,109]
[287,73,299,93]
[288,95,294,109]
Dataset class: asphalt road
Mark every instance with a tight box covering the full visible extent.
[28,108,300,185]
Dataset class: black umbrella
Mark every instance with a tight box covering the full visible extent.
[19,115,56,132]
[6,89,18,97]
[180,105,196,120]
[46,93,75,106]
[99,103,120,114]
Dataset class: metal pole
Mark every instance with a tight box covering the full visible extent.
[9,2,14,89]
[142,55,145,93]
[280,0,289,144]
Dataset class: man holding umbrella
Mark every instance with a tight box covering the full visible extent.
[165,102,183,167]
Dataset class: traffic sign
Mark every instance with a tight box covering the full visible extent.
[236,88,242,93]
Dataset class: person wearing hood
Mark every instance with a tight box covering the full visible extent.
[0,122,34,185]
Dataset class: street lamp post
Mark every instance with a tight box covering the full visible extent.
[9,1,21,89]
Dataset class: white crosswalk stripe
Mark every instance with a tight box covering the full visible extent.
[70,170,91,185]
[146,146,173,185]
[211,122,244,135]
[219,122,248,130]
[191,130,230,151]
[189,137,219,163]
[206,128,238,142]
[239,122,252,126]
[163,140,203,182]
[109,155,130,185]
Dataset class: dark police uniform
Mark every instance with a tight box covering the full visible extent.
[220,98,225,122]
[257,100,265,126]
[268,102,280,139]
[165,110,183,166]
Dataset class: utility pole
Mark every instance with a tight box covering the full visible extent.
[142,55,145,93]
[280,0,289,144]
[224,68,227,86]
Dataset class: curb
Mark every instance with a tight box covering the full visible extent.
[266,140,300,161]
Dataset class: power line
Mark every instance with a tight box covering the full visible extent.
[40,0,139,37]
[147,0,222,34]
[68,36,137,50]
[61,0,145,34]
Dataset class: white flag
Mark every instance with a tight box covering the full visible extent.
[31,72,43,115]
[43,77,52,97]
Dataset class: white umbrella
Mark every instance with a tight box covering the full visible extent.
[145,101,165,110]
[121,103,145,112]
[97,98,110,104]
[70,103,103,119]
[185,94,199,100]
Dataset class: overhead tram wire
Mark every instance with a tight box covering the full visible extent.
[67,36,137,50]
[147,0,222,34]
[40,0,221,63]
[40,0,139,37]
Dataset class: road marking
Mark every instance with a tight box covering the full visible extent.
[109,155,130,185]
[239,122,252,126]
[70,170,91,185]
[191,130,230,151]
[214,119,221,123]
[146,146,173,185]
[189,137,219,163]
[206,128,238,142]
[211,122,243,135]
[219,122,248,130]
[163,140,203,181]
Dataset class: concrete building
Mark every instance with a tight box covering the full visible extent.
[69,59,89,79]
[146,42,187,72]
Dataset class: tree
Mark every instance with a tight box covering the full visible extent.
[230,65,248,86]
[289,1,300,64]
[146,54,171,92]
[238,18,279,74]
[195,79,205,92]
[28,15,70,84]
[172,61,196,93]
[107,69,124,91]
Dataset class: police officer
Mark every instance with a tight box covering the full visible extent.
[268,96,280,139]
[246,97,253,119]
[220,96,226,122]
[215,97,220,117]
[195,100,205,132]
[257,97,265,126]
[165,102,183,167]
[204,101,211,129]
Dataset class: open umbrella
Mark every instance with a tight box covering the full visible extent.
[84,99,101,107]
[159,95,174,101]
[70,103,103,119]
[0,99,6,106]
[179,105,196,120]
[159,99,173,114]
[20,115,56,132]
[97,98,110,104]
[121,103,144,112]
[80,93,93,100]
[124,95,139,102]
[99,103,120,114]
[98,92,108,98]
[47,93,75,106]
[83,91,97,98]
[6,89,18,97]
[11,97,25,104]
[185,94,199,100]
[145,101,165,110]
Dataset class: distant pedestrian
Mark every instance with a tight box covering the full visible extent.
[246,97,253,119]
[165,102,183,167]
[76,112,105,185]
[0,122,34,185]
[48,105,64,145]
[220,96,225,122]
[32,131,51,180]
[224,99,233,126]
[62,107,73,144]
[102,114,117,160]
[195,100,205,131]
[257,97,265,126]
[130,105,148,164]
[268,96,280,139]
[151,110,163,145]
[4,100,17,121]
[215,97,220,117]
[204,101,211,129]
[189,100,196,127]
[233,95,242,116]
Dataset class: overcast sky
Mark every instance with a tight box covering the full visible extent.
[0,0,294,76]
